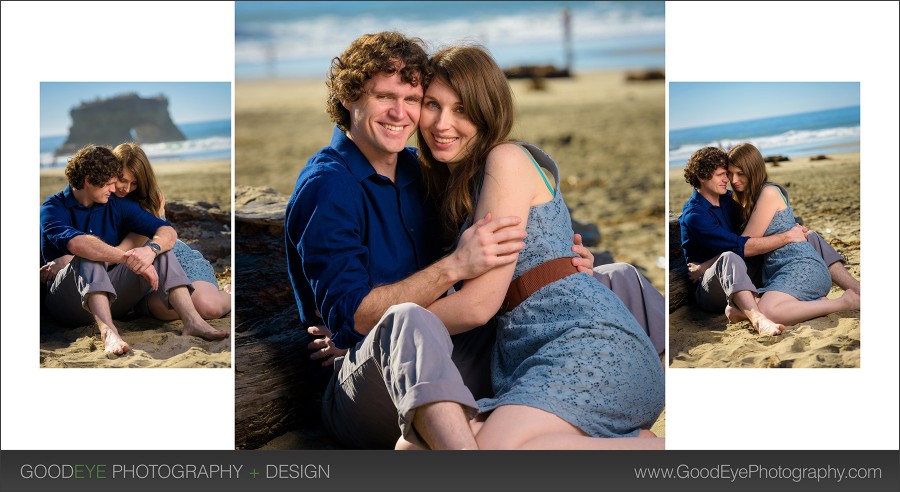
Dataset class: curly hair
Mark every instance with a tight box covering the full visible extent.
[326,32,432,132]
[683,146,727,189]
[64,144,121,190]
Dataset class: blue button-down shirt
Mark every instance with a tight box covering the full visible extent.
[40,186,170,264]
[679,189,749,264]
[285,127,441,349]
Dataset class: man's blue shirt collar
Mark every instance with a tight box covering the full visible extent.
[329,126,419,187]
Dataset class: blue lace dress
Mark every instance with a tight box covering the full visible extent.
[172,239,218,286]
[757,185,831,301]
[474,144,664,438]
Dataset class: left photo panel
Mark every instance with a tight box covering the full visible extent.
[39,82,233,367]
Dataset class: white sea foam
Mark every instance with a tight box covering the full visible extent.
[668,126,860,165]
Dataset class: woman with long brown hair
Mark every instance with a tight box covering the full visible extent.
[112,143,231,321]
[724,142,859,326]
[411,45,663,450]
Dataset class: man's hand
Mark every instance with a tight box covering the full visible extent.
[40,255,73,283]
[571,233,595,273]
[123,246,157,275]
[783,223,808,244]
[451,212,526,280]
[687,262,703,283]
[307,325,348,367]
[40,262,57,283]
[123,248,159,290]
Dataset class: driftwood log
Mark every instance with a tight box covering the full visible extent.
[668,213,693,313]
[233,186,338,449]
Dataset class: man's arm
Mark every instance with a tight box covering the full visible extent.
[290,170,525,349]
[743,224,807,257]
[353,213,525,334]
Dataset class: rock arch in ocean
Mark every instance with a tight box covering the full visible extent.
[54,93,186,156]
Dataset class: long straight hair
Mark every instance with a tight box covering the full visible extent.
[417,45,516,242]
[727,142,770,230]
[112,142,163,217]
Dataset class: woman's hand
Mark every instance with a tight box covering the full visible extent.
[571,233,595,273]
[307,325,348,367]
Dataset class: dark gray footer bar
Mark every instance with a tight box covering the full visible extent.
[2,450,898,492]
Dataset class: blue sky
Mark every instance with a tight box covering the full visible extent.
[40,82,231,136]
[669,82,860,130]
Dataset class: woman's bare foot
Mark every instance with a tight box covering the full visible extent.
[637,429,657,438]
[752,315,784,336]
[181,318,229,340]
[100,324,131,357]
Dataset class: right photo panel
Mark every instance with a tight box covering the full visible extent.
[668,82,861,368]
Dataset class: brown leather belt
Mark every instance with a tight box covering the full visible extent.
[501,257,579,312]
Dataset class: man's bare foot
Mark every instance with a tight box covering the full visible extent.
[637,429,657,438]
[100,326,131,357]
[182,319,229,340]
[725,304,748,323]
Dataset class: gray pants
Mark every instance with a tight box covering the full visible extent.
[695,231,843,313]
[44,251,192,327]
[321,303,478,450]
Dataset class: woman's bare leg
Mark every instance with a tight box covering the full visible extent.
[474,405,662,450]
[758,290,860,326]
[147,281,230,320]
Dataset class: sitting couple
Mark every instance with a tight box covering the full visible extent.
[679,144,860,335]
[285,32,665,450]
[40,143,231,357]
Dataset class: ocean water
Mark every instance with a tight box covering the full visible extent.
[40,119,232,168]
[669,106,860,167]
[235,1,665,79]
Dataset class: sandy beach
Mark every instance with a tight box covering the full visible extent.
[236,70,666,289]
[39,158,232,368]
[668,152,861,368]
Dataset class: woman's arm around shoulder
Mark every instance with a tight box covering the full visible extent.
[741,185,786,238]
[427,143,538,333]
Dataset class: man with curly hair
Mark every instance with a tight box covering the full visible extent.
[678,146,848,335]
[285,31,538,450]
[40,144,228,357]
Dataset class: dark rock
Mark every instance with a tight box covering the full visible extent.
[164,200,230,266]
[764,155,790,163]
[809,155,829,161]
[625,69,665,81]
[55,93,186,156]
[503,65,571,79]
[571,218,601,247]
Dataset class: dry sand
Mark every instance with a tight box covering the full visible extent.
[236,70,666,289]
[237,70,667,443]
[668,152,860,368]
[39,158,232,368]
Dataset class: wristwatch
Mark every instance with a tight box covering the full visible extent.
[146,242,161,256]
